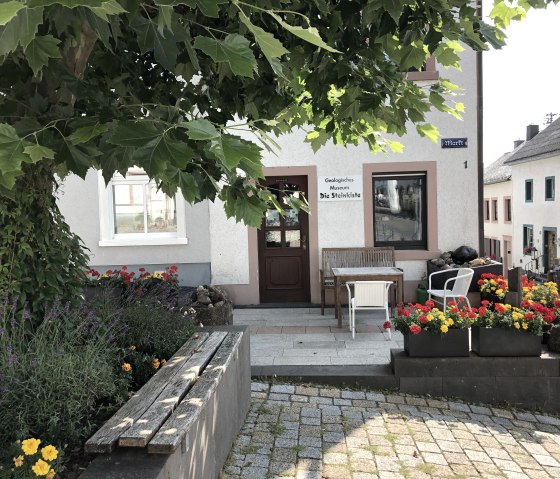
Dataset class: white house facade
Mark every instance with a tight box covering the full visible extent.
[483,152,513,275]
[504,119,560,275]
[58,47,481,305]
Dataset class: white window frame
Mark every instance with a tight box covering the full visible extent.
[97,170,188,247]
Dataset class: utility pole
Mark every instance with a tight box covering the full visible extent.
[544,112,558,125]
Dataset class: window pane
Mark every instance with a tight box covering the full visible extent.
[285,230,301,248]
[266,209,281,227]
[146,184,177,233]
[266,231,281,248]
[285,209,300,227]
[114,184,145,233]
[374,176,425,248]
[525,180,533,201]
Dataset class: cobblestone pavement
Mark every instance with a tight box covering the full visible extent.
[220,382,560,479]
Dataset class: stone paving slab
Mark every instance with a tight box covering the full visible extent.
[220,381,560,479]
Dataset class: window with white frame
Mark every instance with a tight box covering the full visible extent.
[98,169,187,246]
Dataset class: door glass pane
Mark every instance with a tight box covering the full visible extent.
[374,176,424,246]
[266,209,281,227]
[266,231,281,248]
[285,209,300,227]
[147,184,177,233]
[285,230,301,248]
[114,184,145,233]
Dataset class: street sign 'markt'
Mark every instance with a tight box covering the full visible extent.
[441,138,468,148]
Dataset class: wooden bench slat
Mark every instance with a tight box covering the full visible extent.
[118,331,228,448]
[147,332,243,454]
[84,332,211,454]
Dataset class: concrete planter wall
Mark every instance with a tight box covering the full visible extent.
[404,329,470,357]
[80,326,250,479]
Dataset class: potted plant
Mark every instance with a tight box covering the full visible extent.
[471,301,548,356]
[392,300,472,357]
[522,279,559,344]
[477,273,508,307]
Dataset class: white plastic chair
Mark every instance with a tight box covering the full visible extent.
[345,281,393,339]
[427,267,474,310]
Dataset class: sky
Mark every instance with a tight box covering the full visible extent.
[482,1,560,163]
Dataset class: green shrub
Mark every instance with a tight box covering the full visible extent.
[0,297,128,450]
[119,301,195,359]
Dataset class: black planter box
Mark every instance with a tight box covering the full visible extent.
[427,261,503,292]
[404,329,469,357]
[471,327,543,357]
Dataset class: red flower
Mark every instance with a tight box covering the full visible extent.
[524,312,534,321]
[401,309,411,317]
[480,300,490,306]
[425,300,435,308]
[555,300,560,307]
[383,321,391,330]
[409,324,422,335]
[419,315,429,324]
[479,306,487,316]
[139,267,146,272]
[468,312,477,319]
[495,303,507,314]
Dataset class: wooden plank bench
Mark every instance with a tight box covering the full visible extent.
[320,247,395,315]
[84,330,242,455]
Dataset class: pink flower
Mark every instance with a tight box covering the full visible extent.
[409,324,422,335]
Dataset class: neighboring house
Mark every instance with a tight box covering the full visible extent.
[58,48,481,304]
[482,150,514,275]
[504,119,560,275]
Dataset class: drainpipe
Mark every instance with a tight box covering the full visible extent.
[476,6,484,256]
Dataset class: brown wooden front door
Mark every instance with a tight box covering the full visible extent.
[544,230,557,272]
[258,176,310,303]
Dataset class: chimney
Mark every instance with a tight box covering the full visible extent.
[526,124,539,141]
[513,140,524,149]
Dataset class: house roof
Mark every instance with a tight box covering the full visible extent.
[484,151,513,185]
[505,117,560,164]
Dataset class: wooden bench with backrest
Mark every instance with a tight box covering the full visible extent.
[320,247,396,315]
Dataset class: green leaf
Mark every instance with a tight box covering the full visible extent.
[238,10,288,71]
[0,124,29,188]
[305,129,329,153]
[108,121,165,147]
[130,134,193,177]
[23,144,55,162]
[268,12,339,53]
[60,140,100,178]
[416,123,439,143]
[0,1,24,26]
[131,15,178,71]
[0,6,43,55]
[89,0,126,21]
[208,134,262,173]
[67,123,109,144]
[184,119,220,140]
[157,6,172,36]
[381,0,403,24]
[181,0,227,17]
[399,43,427,71]
[194,34,257,78]
[434,41,464,68]
[24,35,62,77]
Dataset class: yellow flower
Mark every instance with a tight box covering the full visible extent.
[41,445,58,462]
[427,314,434,321]
[46,469,56,479]
[541,299,547,305]
[522,323,528,330]
[22,438,41,455]
[13,455,24,467]
[438,314,445,321]
[152,358,160,369]
[121,362,132,373]
[514,322,520,329]
[31,459,51,476]
[440,324,449,333]
[447,318,454,326]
